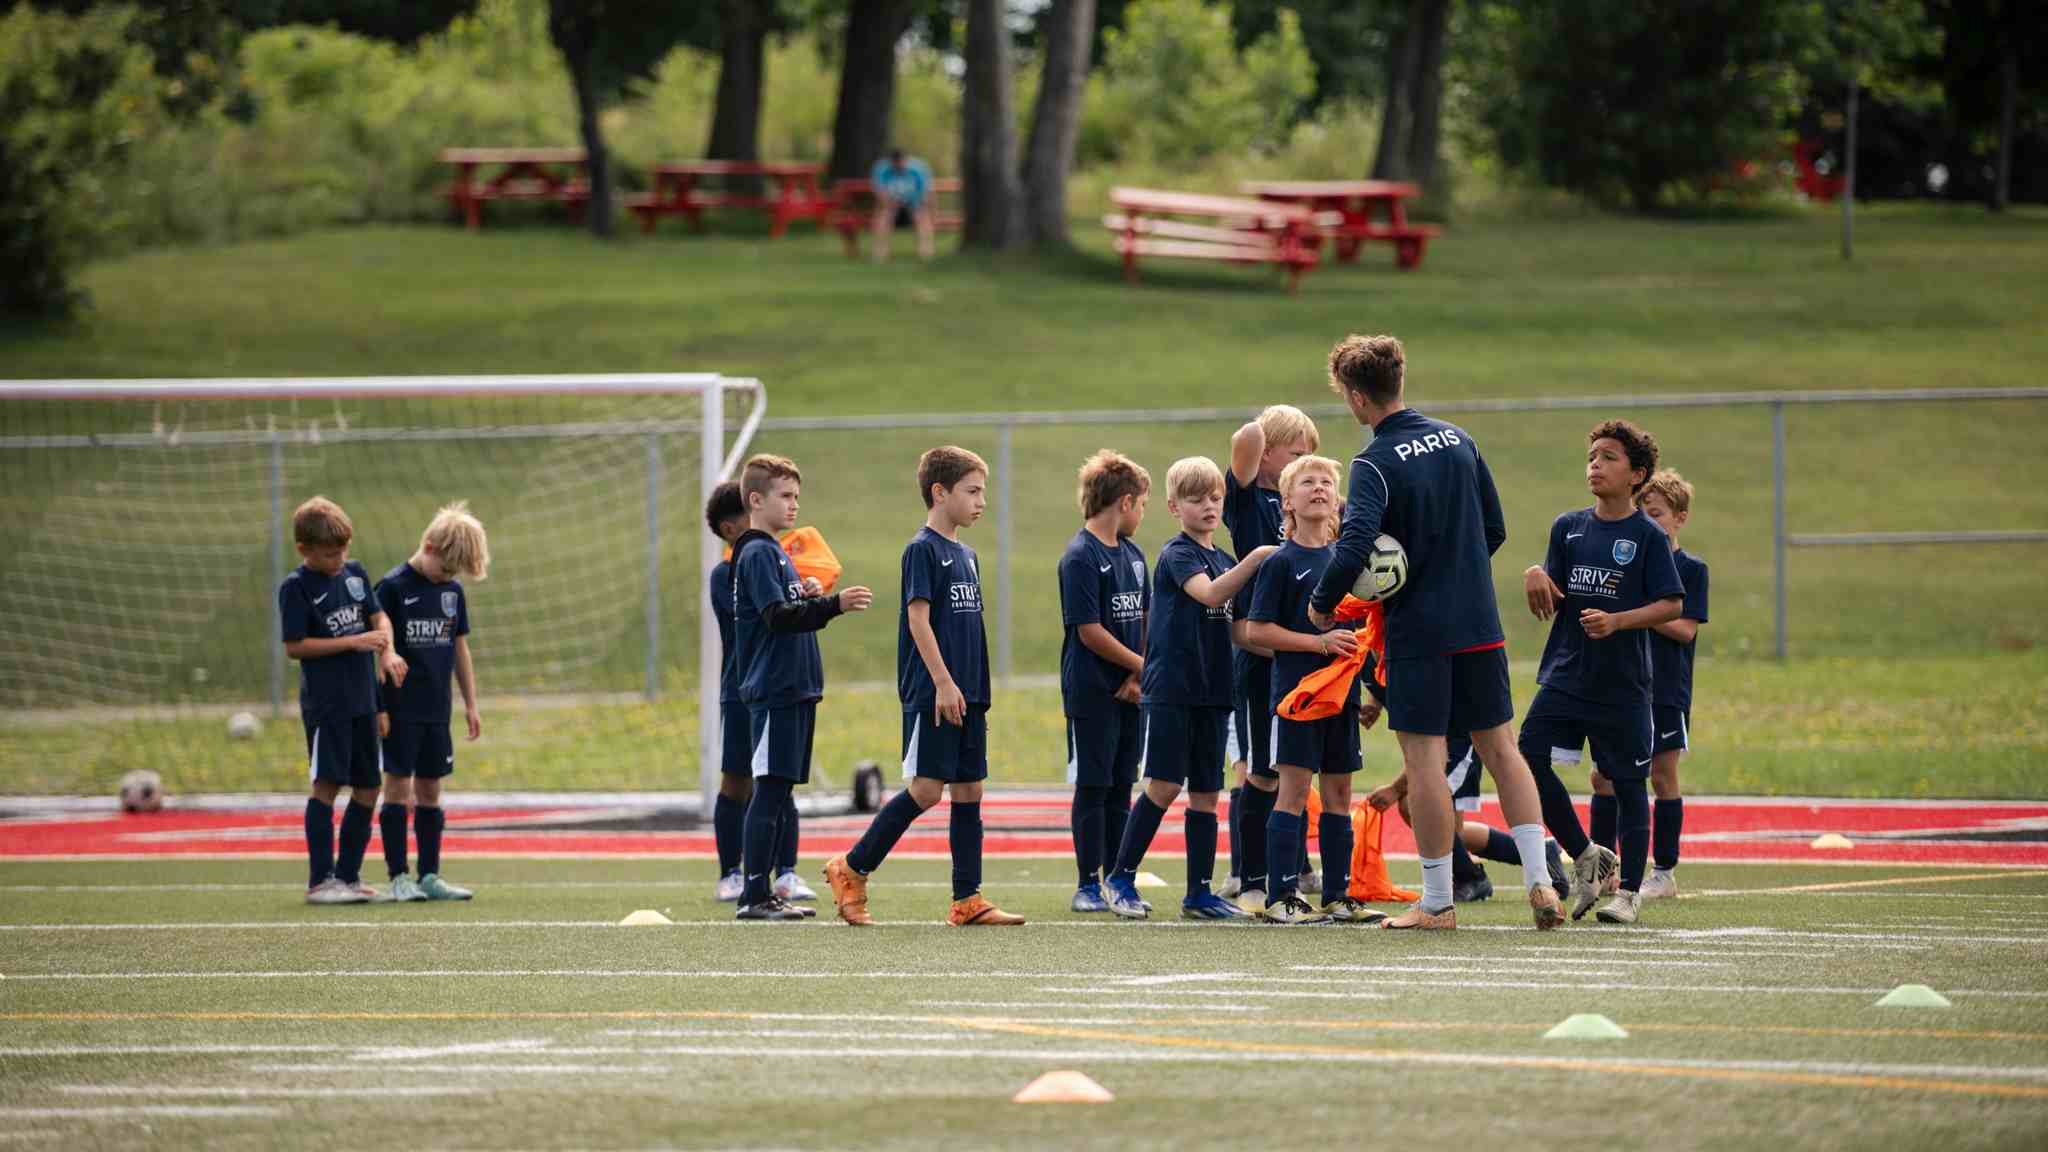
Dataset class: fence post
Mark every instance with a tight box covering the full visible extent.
[997,421,1014,682]
[698,387,725,820]
[645,430,662,700]
[268,429,284,717]
[1773,401,1787,661]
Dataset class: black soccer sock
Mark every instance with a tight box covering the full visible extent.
[741,776,792,905]
[1319,810,1352,902]
[1653,798,1684,871]
[1589,793,1618,854]
[713,792,744,876]
[379,804,409,880]
[1226,786,1244,879]
[949,801,982,902]
[847,790,926,876]
[1520,737,1590,857]
[774,785,799,875]
[415,805,445,877]
[1113,794,1169,878]
[335,801,374,885]
[1451,837,1484,884]
[1185,808,1218,896]
[1615,778,1650,892]
[1238,785,1275,893]
[1479,826,1522,866]
[305,798,334,889]
[1265,809,1303,901]
[1101,784,1132,882]
[1071,786,1106,886]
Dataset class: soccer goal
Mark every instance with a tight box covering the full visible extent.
[0,374,764,810]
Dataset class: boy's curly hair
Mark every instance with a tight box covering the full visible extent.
[1589,419,1659,494]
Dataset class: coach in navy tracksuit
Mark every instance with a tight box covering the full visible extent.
[1308,334,1564,931]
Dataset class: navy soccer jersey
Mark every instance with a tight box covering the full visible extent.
[1057,529,1147,717]
[1534,507,1685,706]
[1313,408,1508,658]
[279,560,379,725]
[898,526,990,712]
[732,533,825,707]
[1651,549,1709,711]
[374,563,469,724]
[1142,533,1235,708]
[709,558,740,705]
[1248,539,1358,711]
[1223,470,1284,670]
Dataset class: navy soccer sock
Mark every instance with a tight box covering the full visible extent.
[775,785,799,875]
[335,801,374,885]
[1589,793,1618,854]
[1239,785,1275,893]
[741,776,791,905]
[415,805,444,877]
[1478,826,1522,865]
[1319,811,1352,903]
[1101,785,1131,881]
[847,790,926,876]
[379,804,408,880]
[713,792,745,876]
[1113,794,1169,878]
[950,801,982,901]
[1265,808,1304,900]
[305,798,334,888]
[1185,808,1218,896]
[1071,786,1107,886]
[1615,779,1650,892]
[1654,797,1684,871]
[1451,837,1484,884]
[1226,786,1244,878]
[1521,743,1590,858]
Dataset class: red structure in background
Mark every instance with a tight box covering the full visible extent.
[1793,138,1848,202]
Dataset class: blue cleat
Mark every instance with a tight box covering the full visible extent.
[1104,873,1149,920]
[1546,839,1572,902]
[1182,891,1253,920]
[1071,882,1110,913]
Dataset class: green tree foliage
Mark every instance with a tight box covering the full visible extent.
[1085,0,1313,166]
[1229,0,1389,107]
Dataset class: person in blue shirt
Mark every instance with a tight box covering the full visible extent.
[372,501,490,904]
[1309,334,1565,931]
[1058,451,1151,914]
[1519,421,1685,925]
[1102,457,1274,921]
[869,147,934,262]
[826,446,1025,927]
[731,455,873,921]
[278,496,404,905]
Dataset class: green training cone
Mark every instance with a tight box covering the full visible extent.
[1875,984,1952,1008]
[1543,1013,1630,1040]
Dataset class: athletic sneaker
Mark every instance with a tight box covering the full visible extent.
[1300,869,1322,896]
[1071,883,1110,913]
[417,874,472,901]
[822,855,871,926]
[948,894,1025,926]
[1596,889,1642,925]
[1182,891,1252,920]
[1545,839,1572,901]
[773,871,818,902]
[1640,869,1679,900]
[1216,874,1244,900]
[1453,874,1494,904]
[344,880,379,901]
[305,877,368,905]
[1104,873,1149,920]
[1382,902,1457,930]
[1570,845,1619,921]
[736,896,809,922]
[1528,882,1564,931]
[1259,894,1331,925]
[1234,888,1268,916]
[375,874,426,903]
[714,870,745,902]
[1321,897,1389,924]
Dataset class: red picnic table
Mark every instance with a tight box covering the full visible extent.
[1105,187,1322,293]
[1240,180,1440,269]
[627,161,829,236]
[827,177,963,257]
[439,148,589,230]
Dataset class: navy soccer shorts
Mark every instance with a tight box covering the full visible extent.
[306,713,381,790]
[748,702,817,785]
[1384,646,1514,738]
[1652,704,1690,757]
[902,705,989,784]
[1141,704,1230,794]
[1520,686,1654,782]
[1230,658,1275,779]
[1270,706,1362,776]
[1445,734,1483,812]
[719,700,753,778]
[381,720,454,780]
[1065,703,1143,788]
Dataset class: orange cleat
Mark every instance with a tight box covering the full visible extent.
[948,893,1025,926]
[822,854,871,926]
[1382,902,1457,930]
[1529,882,1565,931]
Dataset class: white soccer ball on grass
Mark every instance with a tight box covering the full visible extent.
[119,769,163,814]
[1351,534,1409,602]
[227,710,262,740]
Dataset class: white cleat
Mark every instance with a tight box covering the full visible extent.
[374,874,426,903]
[305,878,368,905]
[1216,875,1244,900]
[773,871,818,902]
[1570,845,1619,920]
[1596,889,1642,925]
[1639,869,1679,900]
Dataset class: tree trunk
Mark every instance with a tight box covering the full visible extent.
[549,2,613,238]
[828,0,917,183]
[961,0,1023,249]
[1992,37,2015,212]
[1021,0,1095,247]
[1841,76,1857,259]
[1402,0,1449,193]
[707,0,768,165]
[1371,0,1420,180]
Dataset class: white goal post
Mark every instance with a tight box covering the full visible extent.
[0,374,765,814]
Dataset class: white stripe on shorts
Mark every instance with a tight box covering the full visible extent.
[750,714,773,779]
[903,714,922,781]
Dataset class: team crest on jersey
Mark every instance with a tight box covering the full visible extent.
[345,576,366,601]
[441,591,459,618]
[1131,560,1145,584]
[1612,539,1638,566]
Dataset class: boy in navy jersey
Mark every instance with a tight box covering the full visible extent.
[1311,335,1564,931]
[1222,404,1319,901]
[1102,457,1274,920]
[1634,470,1706,899]
[1059,451,1151,914]
[1245,455,1382,924]
[373,502,489,902]
[1519,421,1684,924]
[278,496,404,905]
[825,447,1025,927]
[731,455,874,921]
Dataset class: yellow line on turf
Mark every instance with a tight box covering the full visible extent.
[1696,869,2048,897]
[1287,1019,2048,1044]
[941,1019,2048,1101]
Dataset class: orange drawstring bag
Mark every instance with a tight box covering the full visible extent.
[1276,596,1385,722]
[1348,799,1419,903]
[723,527,843,594]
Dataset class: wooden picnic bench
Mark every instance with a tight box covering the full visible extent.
[439,148,589,230]
[1240,180,1439,269]
[1105,187,1322,293]
[827,177,963,257]
[626,161,829,236]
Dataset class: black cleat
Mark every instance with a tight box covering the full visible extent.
[1453,874,1494,904]
[1545,839,1572,901]
[736,896,810,922]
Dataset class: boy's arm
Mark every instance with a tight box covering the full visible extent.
[1579,596,1682,640]
[1231,619,1274,659]
[762,592,849,633]
[1244,620,1360,657]
[1077,624,1143,676]
[1652,560,1707,642]
[906,598,965,725]
[1182,546,1276,608]
[285,634,384,660]
[371,610,406,686]
[454,634,480,740]
[1651,617,1699,643]
[1229,421,1264,487]
[1524,517,1567,619]
[1476,445,1508,557]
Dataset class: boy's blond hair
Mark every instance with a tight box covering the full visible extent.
[742,453,801,498]
[1257,404,1320,454]
[422,500,490,582]
[917,445,988,508]
[1277,455,1343,538]
[1076,449,1151,517]
[1636,468,1693,516]
[1165,455,1226,504]
[292,495,353,548]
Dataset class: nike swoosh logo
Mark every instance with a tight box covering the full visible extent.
[312,593,328,604]
[1294,569,1312,581]
[1566,533,1585,541]
[940,558,954,567]
[1635,757,1652,767]
[1098,564,1112,573]
[1660,731,1677,739]
[403,597,420,605]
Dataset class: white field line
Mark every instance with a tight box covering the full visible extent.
[244,1063,672,1075]
[1821,921,2048,934]
[909,1000,1267,1013]
[354,1039,554,1060]
[0,1106,281,1119]
[1043,978,2048,999]
[0,1045,343,1057]
[593,1029,980,1041]
[56,1085,485,1099]
[2,968,1152,982]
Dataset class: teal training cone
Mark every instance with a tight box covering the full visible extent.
[1875,984,1952,1008]
[1543,1013,1629,1040]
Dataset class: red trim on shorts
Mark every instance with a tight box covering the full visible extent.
[1451,640,1506,655]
